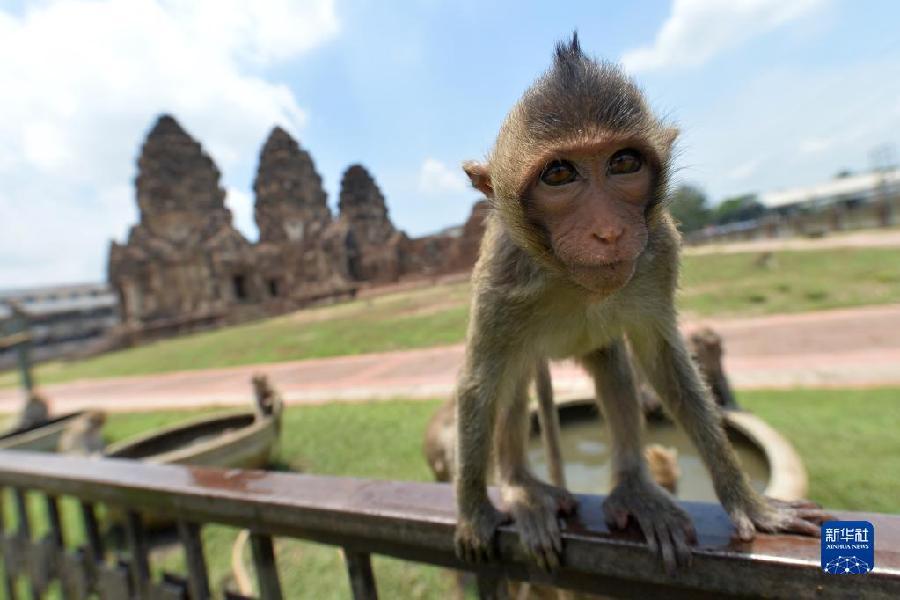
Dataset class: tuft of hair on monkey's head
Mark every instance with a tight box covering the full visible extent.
[463,32,678,273]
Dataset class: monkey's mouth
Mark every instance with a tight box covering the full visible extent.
[566,259,636,296]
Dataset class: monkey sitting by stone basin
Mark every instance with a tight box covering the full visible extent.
[452,34,827,574]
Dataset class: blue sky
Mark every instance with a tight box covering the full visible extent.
[1,0,899,287]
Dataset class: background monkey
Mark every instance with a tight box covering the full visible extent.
[454,34,826,573]
[688,327,739,410]
[58,410,106,455]
[14,390,50,430]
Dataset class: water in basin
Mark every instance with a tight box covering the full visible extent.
[528,417,769,502]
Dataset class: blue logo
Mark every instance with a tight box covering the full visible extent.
[821,521,874,575]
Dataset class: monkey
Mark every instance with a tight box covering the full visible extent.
[426,366,681,494]
[14,390,50,430]
[688,327,739,410]
[453,34,827,574]
[423,394,457,483]
[58,410,106,455]
[251,373,282,417]
[424,359,561,486]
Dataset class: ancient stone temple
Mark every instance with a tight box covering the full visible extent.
[334,165,408,284]
[252,128,352,305]
[108,113,490,343]
[108,115,257,339]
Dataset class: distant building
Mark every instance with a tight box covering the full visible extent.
[0,283,118,368]
[760,168,900,212]
[689,168,900,244]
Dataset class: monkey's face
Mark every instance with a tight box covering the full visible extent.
[525,143,653,295]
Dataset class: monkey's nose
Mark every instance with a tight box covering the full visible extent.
[592,227,623,245]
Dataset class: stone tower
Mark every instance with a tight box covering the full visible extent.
[336,164,406,283]
[251,128,352,303]
[108,114,255,339]
[134,115,231,241]
[253,127,332,245]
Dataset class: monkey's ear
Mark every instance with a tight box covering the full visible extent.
[662,127,680,150]
[462,161,494,198]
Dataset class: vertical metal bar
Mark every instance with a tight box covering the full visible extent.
[0,488,15,600]
[13,489,40,600]
[177,520,211,600]
[44,495,64,547]
[125,510,151,599]
[476,573,509,600]
[342,549,377,600]
[13,490,30,539]
[248,532,283,600]
[79,501,103,561]
[5,304,35,394]
[80,501,103,562]
[44,494,70,600]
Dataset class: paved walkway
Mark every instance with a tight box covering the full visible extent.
[2,305,899,413]
[685,229,900,255]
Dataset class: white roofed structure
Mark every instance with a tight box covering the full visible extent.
[760,168,900,210]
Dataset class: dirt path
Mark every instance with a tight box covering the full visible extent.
[1,305,898,414]
[685,229,900,255]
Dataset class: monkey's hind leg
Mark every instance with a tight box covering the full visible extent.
[495,368,576,571]
[581,340,697,574]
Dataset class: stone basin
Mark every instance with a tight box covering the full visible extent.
[528,399,808,502]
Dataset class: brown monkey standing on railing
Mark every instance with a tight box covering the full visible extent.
[451,34,826,573]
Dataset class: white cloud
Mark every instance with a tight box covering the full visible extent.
[0,0,338,288]
[417,158,468,195]
[621,0,824,72]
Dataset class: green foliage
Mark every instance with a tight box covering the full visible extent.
[668,184,711,233]
[712,194,765,225]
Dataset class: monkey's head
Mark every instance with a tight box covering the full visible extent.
[464,34,677,296]
[86,410,106,429]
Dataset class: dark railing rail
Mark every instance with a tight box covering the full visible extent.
[0,450,898,599]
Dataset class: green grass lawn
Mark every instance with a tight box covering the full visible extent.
[3,388,898,598]
[2,246,899,388]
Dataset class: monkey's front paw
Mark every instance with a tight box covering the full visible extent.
[455,502,510,564]
[727,496,832,541]
[603,477,697,574]
[501,483,575,571]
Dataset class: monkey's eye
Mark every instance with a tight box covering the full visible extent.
[608,149,643,175]
[539,160,579,186]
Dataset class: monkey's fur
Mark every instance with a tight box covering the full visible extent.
[454,35,826,573]
[58,410,106,455]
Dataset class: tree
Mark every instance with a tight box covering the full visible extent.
[668,184,711,233]
[712,194,765,225]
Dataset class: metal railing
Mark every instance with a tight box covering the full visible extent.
[0,450,898,599]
